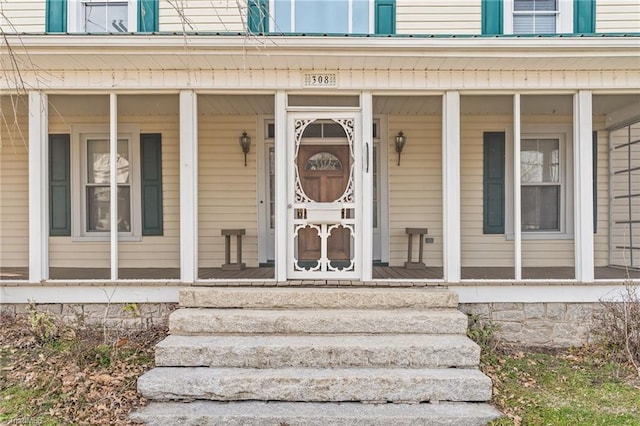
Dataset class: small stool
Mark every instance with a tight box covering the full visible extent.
[405,227,428,270]
[221,229,246,270]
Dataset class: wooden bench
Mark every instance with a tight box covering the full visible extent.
[405,227,428,270]
[221,229,246,271]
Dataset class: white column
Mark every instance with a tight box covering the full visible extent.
[361,91,374,281]
[28,91,49,283]
[180,90,198,283]
[442,91,461,283]
[109,93,118,280]
[513,94,522,280]
[574,90,594,282]
[274,91,287,282]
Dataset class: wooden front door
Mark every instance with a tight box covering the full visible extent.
[297,144,350,261]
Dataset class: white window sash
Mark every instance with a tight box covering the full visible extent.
[504,0,573,34]
[67,0,138,33]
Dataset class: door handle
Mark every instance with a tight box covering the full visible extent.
[365,142,370,173]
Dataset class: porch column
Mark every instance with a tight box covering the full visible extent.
[361,91,374,281]
[180,90,198,283]
[513,94,522,280]
[442,91,461,283]
[28,91,49,283]
[274,91,287,282]
[574,90,594,282]
[109,93,118,280]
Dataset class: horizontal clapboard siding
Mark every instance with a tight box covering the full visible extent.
[159,0,245,33]
[596,0,640,33]
[387,115,443,268]
[0,97,29,269]
[396,0,481,35]
[198,114,258,268]
[0,1,45,33]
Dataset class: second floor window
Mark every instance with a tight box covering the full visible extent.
[504,0,572,34]
[67,0,138,33]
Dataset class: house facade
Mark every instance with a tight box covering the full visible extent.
[1,0,639,344]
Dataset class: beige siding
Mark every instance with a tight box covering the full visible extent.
[198,114,258,268]
[48,113,180,268]
[460,115,515,268]
[0,0,45,33]
[387,115,443,268]
[159,0,245,33]
[594,116,610,268]
[596,0,640,33]
[0,96,29,270]
[396,0,481,35]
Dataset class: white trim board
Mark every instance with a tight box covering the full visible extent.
[1,284,636,304]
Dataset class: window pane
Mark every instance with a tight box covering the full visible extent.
[521,186,559,231]
[87,139,130,184]
[514,0,556,12]
[301,123,322,138]
[323,123,347,138]
[295,0,349,33]
[85,3,128,32]
[269,147,275,229]
[521,139,559,183]
[304,152,342,171]
[87,186,131,232]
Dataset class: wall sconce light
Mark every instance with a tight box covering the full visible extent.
[239,131,251,166]
[395,131,406,165]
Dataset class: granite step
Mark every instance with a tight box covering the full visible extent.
[180,287,458,310]
[169,308,468,335]
[131,401,502,426]
[155,334,480,368]
[137,367,492,403]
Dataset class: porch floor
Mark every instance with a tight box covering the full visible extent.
[2,266,639,281]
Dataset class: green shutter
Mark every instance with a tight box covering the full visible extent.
[46,0,67,33]
[138,0,159,32]
[481,0,503,35]
[49,134,71,236]
[141,133,163,236]
[248,0,269,33]
[375,0,395,35]
[483,132,505,234]
[574,0,596,33]
[593,130,597,233]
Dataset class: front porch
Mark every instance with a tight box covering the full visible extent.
[2,265,639,282]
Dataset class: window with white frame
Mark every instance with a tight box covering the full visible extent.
[71,126,141,240]
[68,0,137,33]
[271,0,372,34]
[520,138,561,231]
[504,0,572,34]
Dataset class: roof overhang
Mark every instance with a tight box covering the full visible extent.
[1,34,639,74]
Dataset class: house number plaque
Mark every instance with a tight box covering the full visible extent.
[304,73,337,87]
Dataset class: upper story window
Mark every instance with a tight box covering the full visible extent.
[248,0,395,35]
[69,0,137,32]
[46,0,158,33]
[504,0,572,34]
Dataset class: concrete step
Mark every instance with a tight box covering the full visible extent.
[155,334,480,369]
[137,367,492,403]
[169,308,468,335]
[131,401,502,426]
[180,287,458,309]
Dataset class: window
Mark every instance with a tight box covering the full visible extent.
[68,0,137,32]
[253,0,395,35]
[505,126,574,239]
[71,125,141,240]
[503,0,572,34]
[520,138,560,231]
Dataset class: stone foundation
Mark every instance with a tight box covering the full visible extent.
[0,302,177,330]
[1,301,602,347]
[459,302,602,347]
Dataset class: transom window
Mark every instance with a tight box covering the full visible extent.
[305,152,343,171]
[520,138,561,232]
[272,0,372,33]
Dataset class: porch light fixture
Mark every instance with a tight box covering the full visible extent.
[240,131,251,166]
[395,131,406,165]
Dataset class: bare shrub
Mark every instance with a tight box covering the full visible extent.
[591,283,640,375]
